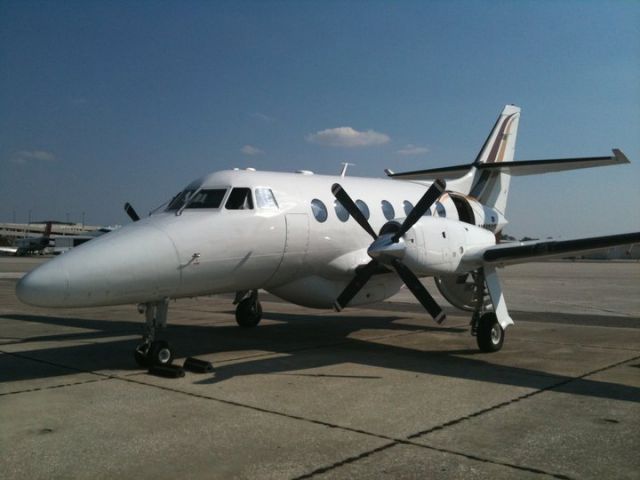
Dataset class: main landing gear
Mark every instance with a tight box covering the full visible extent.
[471,311,504,352]
[234,289,262,328]
[134,299,175,367]
[469,269,505,353]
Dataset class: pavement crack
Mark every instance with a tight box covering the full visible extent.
[0,377,110,396]
[290,442,398,480]
[112,374,576,480]
[408,353,640,440]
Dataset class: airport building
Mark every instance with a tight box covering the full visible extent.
[0,222,116,254]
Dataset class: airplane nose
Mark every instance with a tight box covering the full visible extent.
[16,223,181,308]
[16,261,70,307]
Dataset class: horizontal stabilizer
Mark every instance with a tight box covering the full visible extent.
[386,149,629,180]
[483,231,640,266]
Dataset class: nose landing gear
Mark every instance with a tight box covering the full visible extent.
[234,290,262,328]
[134,299,175,367]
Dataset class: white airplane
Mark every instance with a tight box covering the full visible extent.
[16,105,640,369]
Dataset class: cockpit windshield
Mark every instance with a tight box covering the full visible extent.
[188,189,227,209]
[165,188,228,211]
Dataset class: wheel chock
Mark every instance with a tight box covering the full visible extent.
[183,357,214,373]
[148,364,186,378]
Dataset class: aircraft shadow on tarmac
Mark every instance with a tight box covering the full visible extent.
[1,310,639,404]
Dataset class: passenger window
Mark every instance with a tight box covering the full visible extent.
[436,202,446,217]
[403,201,414,216]
[255,188,278,209]
[355,200,370,220]
[334,200,349,222]
[225,188,254,210]
[311,199,328,222]
[381,200,395,220]
[187,189,227,209]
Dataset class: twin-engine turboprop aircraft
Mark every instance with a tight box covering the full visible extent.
[16,105,640,368]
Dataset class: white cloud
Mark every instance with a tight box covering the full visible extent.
[396,144,429,156]
[250,112,275,123]
[306,127,390,147]
[10,150,57,165]
[241,145,263,155]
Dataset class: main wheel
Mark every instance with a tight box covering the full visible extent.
[147,340,174,366]
[235,298,262,328]
[476,313,504,353]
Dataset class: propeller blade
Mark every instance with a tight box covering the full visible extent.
[392,179,446,242]
[391,259,446,323]
[124,202,140,222]
[332,183,378,240]
[334,260,380,311]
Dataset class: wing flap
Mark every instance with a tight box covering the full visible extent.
[483,232,640,266]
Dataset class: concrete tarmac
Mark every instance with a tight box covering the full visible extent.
[1,258,639,479]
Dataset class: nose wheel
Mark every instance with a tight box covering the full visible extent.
[234,290,262,328]
[134,299,175,367]
[134,340,174,367]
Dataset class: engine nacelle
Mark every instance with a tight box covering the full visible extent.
[399,217,496,275]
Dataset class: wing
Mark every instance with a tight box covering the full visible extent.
[386,149,629,181]
[483,232,640,266]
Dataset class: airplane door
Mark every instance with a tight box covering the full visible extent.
[265,213,309,287]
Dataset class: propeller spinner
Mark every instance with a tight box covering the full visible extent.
[331,179,447,324]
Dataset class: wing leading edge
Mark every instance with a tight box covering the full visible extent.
[482,232,640,266]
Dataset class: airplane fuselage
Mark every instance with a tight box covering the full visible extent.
[17,169,501,309]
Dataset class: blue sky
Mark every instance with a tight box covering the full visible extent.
[1,0,638,237]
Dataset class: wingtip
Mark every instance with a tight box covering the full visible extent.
[612,149,630,164]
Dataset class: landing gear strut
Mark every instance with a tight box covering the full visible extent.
[469,269,505,353]
[234,290,262,328]
[134,298,174,367]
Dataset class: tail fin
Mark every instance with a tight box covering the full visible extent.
[386,105,629,214]
[43,222,52,238]
[468,105,520,213]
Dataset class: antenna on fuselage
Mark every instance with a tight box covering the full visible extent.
[340,162,355,178]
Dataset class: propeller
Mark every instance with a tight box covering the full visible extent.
[331,179,447,324]
[124,202,140,222]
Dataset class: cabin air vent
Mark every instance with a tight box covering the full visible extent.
[295,170,314,175]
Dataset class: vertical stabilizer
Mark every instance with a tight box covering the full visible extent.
[468,105,520,214]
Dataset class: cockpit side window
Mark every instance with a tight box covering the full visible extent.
[255,188,278,209]
[225,188,254,210]
[186,189,227,209]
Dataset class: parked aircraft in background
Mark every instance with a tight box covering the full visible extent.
[0,222,53,256]
[16,105,640,369]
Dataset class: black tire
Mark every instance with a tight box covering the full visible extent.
[134,348,150,367]
[235,298,262,328]
[134,341,152,367]
[148,340,173,366]
[476,313,504,353]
